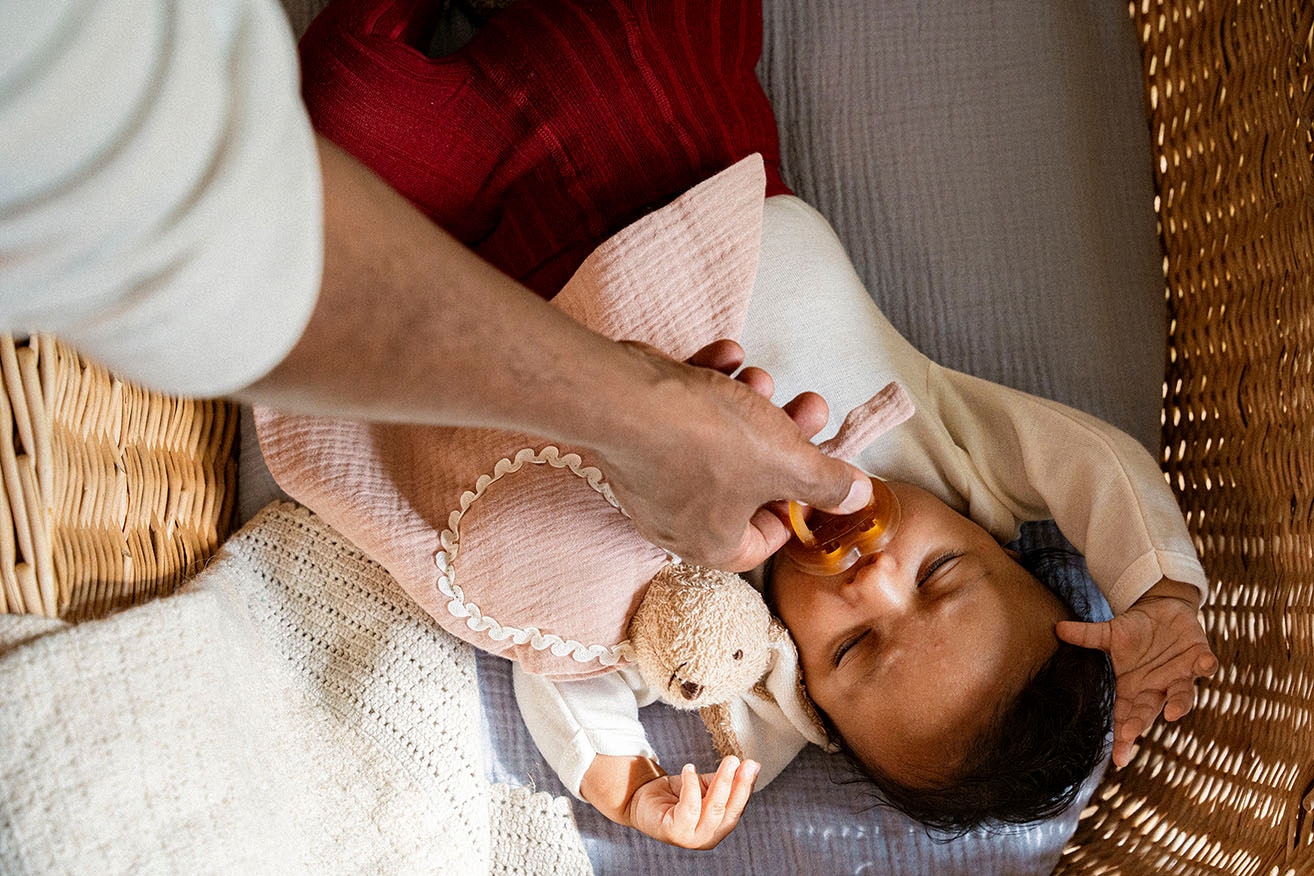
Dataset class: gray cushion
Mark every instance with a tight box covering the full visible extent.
[759,0,1165,451]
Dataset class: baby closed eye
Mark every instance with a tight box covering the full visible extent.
[917,551,963,588]
[833,630,870,667]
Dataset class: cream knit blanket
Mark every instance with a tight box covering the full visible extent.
[0,502,592,876]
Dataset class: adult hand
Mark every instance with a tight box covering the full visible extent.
[249,142,868,572]
[1056,579,1218,768]
[589,339,870,571]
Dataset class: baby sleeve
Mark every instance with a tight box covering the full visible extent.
[924,364,1207,613]
[512,663,659,799]
[741,195,1202,616]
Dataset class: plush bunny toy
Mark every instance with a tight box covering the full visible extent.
[628,562,831,763]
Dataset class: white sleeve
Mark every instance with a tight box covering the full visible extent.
[0,0,322,398]
[744,197,1205,617]
[512,664,659,799]
[922,364,1208,613]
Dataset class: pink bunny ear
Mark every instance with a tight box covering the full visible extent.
[817,382,915,461]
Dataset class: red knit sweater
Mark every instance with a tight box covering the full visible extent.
[299,0,790,298]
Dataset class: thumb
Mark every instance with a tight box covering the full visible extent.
[792,454,872,515]
[1055,619,1113,654]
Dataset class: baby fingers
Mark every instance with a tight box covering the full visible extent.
[1162,676,1197,722]
[699,757,740,825]
[687,757,760,849]
[718,758,760,824]
[1111,688,1167,767]
[674,764,704,829]
[1055,619,1113,654]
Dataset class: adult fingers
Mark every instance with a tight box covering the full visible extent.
[780,391,829,440]
[789,454,872,516]
[736,366,774,399]
[686,339,773,399]
[685,339,745,374]
[725,507,793,571]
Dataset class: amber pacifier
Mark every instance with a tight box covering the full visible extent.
[783,477,902,576]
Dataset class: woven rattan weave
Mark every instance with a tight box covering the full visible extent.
[1057,2,1314,874]
[2,0,1309,871]
[0,335,236,621]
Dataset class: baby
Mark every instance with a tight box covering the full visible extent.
[513,193,1217,848]
[288,0,1217,851]
[767,480,1210,835]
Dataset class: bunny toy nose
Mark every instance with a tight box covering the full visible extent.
[680,681,704,701]
[784,477,902,577]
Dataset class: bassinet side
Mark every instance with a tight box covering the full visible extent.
[1059,2,1314,874]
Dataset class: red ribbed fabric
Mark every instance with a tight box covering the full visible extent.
[299,0,789,298]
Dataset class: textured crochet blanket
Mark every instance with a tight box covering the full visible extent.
[0,502,591,876]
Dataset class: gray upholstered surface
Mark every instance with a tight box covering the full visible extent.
[759,0,1166,451]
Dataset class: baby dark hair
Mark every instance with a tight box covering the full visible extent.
[824,543,1115,836]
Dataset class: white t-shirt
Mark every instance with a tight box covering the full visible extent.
[0,0,322,397]
[515,196,1208,798]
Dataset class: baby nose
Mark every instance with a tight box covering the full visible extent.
[844,553,909,609]
[680,680,704,701]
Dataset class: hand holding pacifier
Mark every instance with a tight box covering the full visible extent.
[784,477,901,576]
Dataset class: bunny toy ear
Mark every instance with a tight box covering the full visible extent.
[764,621,835,752]
[694,620,841,789]
[699,702,746,761]
[817,381,915,462]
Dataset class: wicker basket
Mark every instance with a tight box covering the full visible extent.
[0,335,237,621]
[1058,2,1314,874]
[5,0,1309,869]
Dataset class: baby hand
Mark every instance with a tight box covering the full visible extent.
[1056,579,1218,769]
[626,756,760,849]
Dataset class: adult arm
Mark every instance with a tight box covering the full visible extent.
[1,1,868,571]
[242,137,870,569]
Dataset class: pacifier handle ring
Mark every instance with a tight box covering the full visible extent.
[787,501,817,548]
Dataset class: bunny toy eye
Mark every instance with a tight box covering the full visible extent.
[732,650,743,660]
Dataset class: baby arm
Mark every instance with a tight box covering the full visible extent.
[916,367,1217,763]
[512,663,760,849]
[581,753,760,850]
[1056,579,1218,768]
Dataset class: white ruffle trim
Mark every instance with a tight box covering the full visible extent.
[434,446,636,666]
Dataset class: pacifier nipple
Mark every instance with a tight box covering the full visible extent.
[784,477,901,576]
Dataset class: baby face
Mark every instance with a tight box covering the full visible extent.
[767,480,1071,786]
